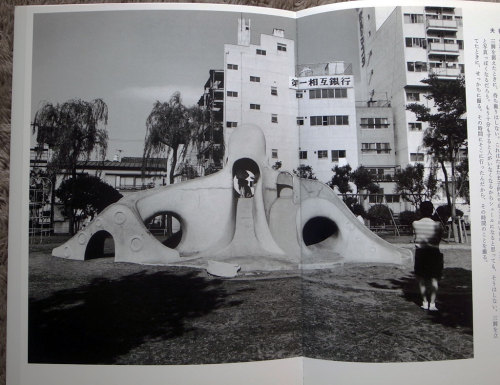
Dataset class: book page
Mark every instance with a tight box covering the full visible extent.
[8,1,500,384]
[295,0,499,383]
[8,4,303,385]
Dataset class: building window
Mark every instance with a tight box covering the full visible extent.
[318,150,328,159]
[410,152,425,162]
[457,40,464,49]
[271,86,278,96]
[272,149,278,159]
[360,118,389,128]
[376,143,391,154]
[250,76,260,82]
[227,64,238,70]
[408,122,422,131]
[335,116,349,125]
[361,143,391,154]
[296,92,303,98]
[385,195,400,203]
[310,115,349,126]
[367,168,387,181]
[256,49,266,55]
[250,104,261,110]
[459,64,465,74]
[277,43,287,52]
[407,61,428,72]
[309,88,348,99]
[297,117,304,125]
[404,13,423,23]
[226,121,238,128]
[331,150,346,162]
[226,91,238,97]
[271,114,278,123]
[406,92,420,102]
[299,150,307,160]
[405,37,427,48]
[369,194,384,204]
[361,143,373,151]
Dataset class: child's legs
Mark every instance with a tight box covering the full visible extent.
[417,277,427,302]
[429,278,439,304]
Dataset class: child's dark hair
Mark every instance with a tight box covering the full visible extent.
[420,201,434,218]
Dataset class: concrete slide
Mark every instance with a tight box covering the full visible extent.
[53,124,412,271]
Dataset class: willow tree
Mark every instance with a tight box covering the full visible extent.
[143,92,200,185]
[143,92,201,235]
[32,98,109,234]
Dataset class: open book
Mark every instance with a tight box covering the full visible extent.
[7,0,500,384]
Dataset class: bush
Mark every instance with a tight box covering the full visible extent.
[351,203,366,218]
[433,205,464,223]
[398,210,418,227]
[367,204,393,226]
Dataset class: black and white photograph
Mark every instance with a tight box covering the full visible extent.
[24,4,474,367]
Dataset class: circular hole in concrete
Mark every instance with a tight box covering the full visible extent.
[144,212,182,249]
[302,217,339,246]
[232,158,260,198]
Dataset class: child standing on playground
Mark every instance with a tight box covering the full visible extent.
[412,201,444,311]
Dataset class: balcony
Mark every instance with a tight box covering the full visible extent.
[426,18,458,32]
[429,67,461,78]
[428,42,459,56]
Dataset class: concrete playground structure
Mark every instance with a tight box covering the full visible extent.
[53,125,412,271]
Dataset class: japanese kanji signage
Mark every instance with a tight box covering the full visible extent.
[289,75,353,89]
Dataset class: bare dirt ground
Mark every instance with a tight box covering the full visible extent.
[28,235,472,364]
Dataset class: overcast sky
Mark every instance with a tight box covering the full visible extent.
[31,8,359,158]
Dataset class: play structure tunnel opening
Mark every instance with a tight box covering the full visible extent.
[144,211,183,249]
[85,230,115,260]
[277,171,293,198]
[232,158,260,198]
[302,216,339,246]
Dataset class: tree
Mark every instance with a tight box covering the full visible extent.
[350,166,380,198]
[143,92,200,185]
[456,159,470,205]
[272,161,282,170]
[394,163,437,209]
[328,164,352,198]
[367,204,393,227]
[56,175,122,232]
[143,92,202,235]
[293,165,317,180]
[32,98,109,234]
[406,74,467,223]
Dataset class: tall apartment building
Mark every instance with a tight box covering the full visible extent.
[197,69,225,174]
[357,6,464,169]
[223,18,299,171]
[295,62,359,183]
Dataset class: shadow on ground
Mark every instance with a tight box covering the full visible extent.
[29,270,233,364]
[369,267,473,333]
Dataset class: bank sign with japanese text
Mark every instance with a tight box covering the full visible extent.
[289,75,353,89]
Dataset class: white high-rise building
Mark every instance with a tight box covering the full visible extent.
[221,19,361,186]
[294,62,359,183]
[357,6,464,168]
[224,18,299,171]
